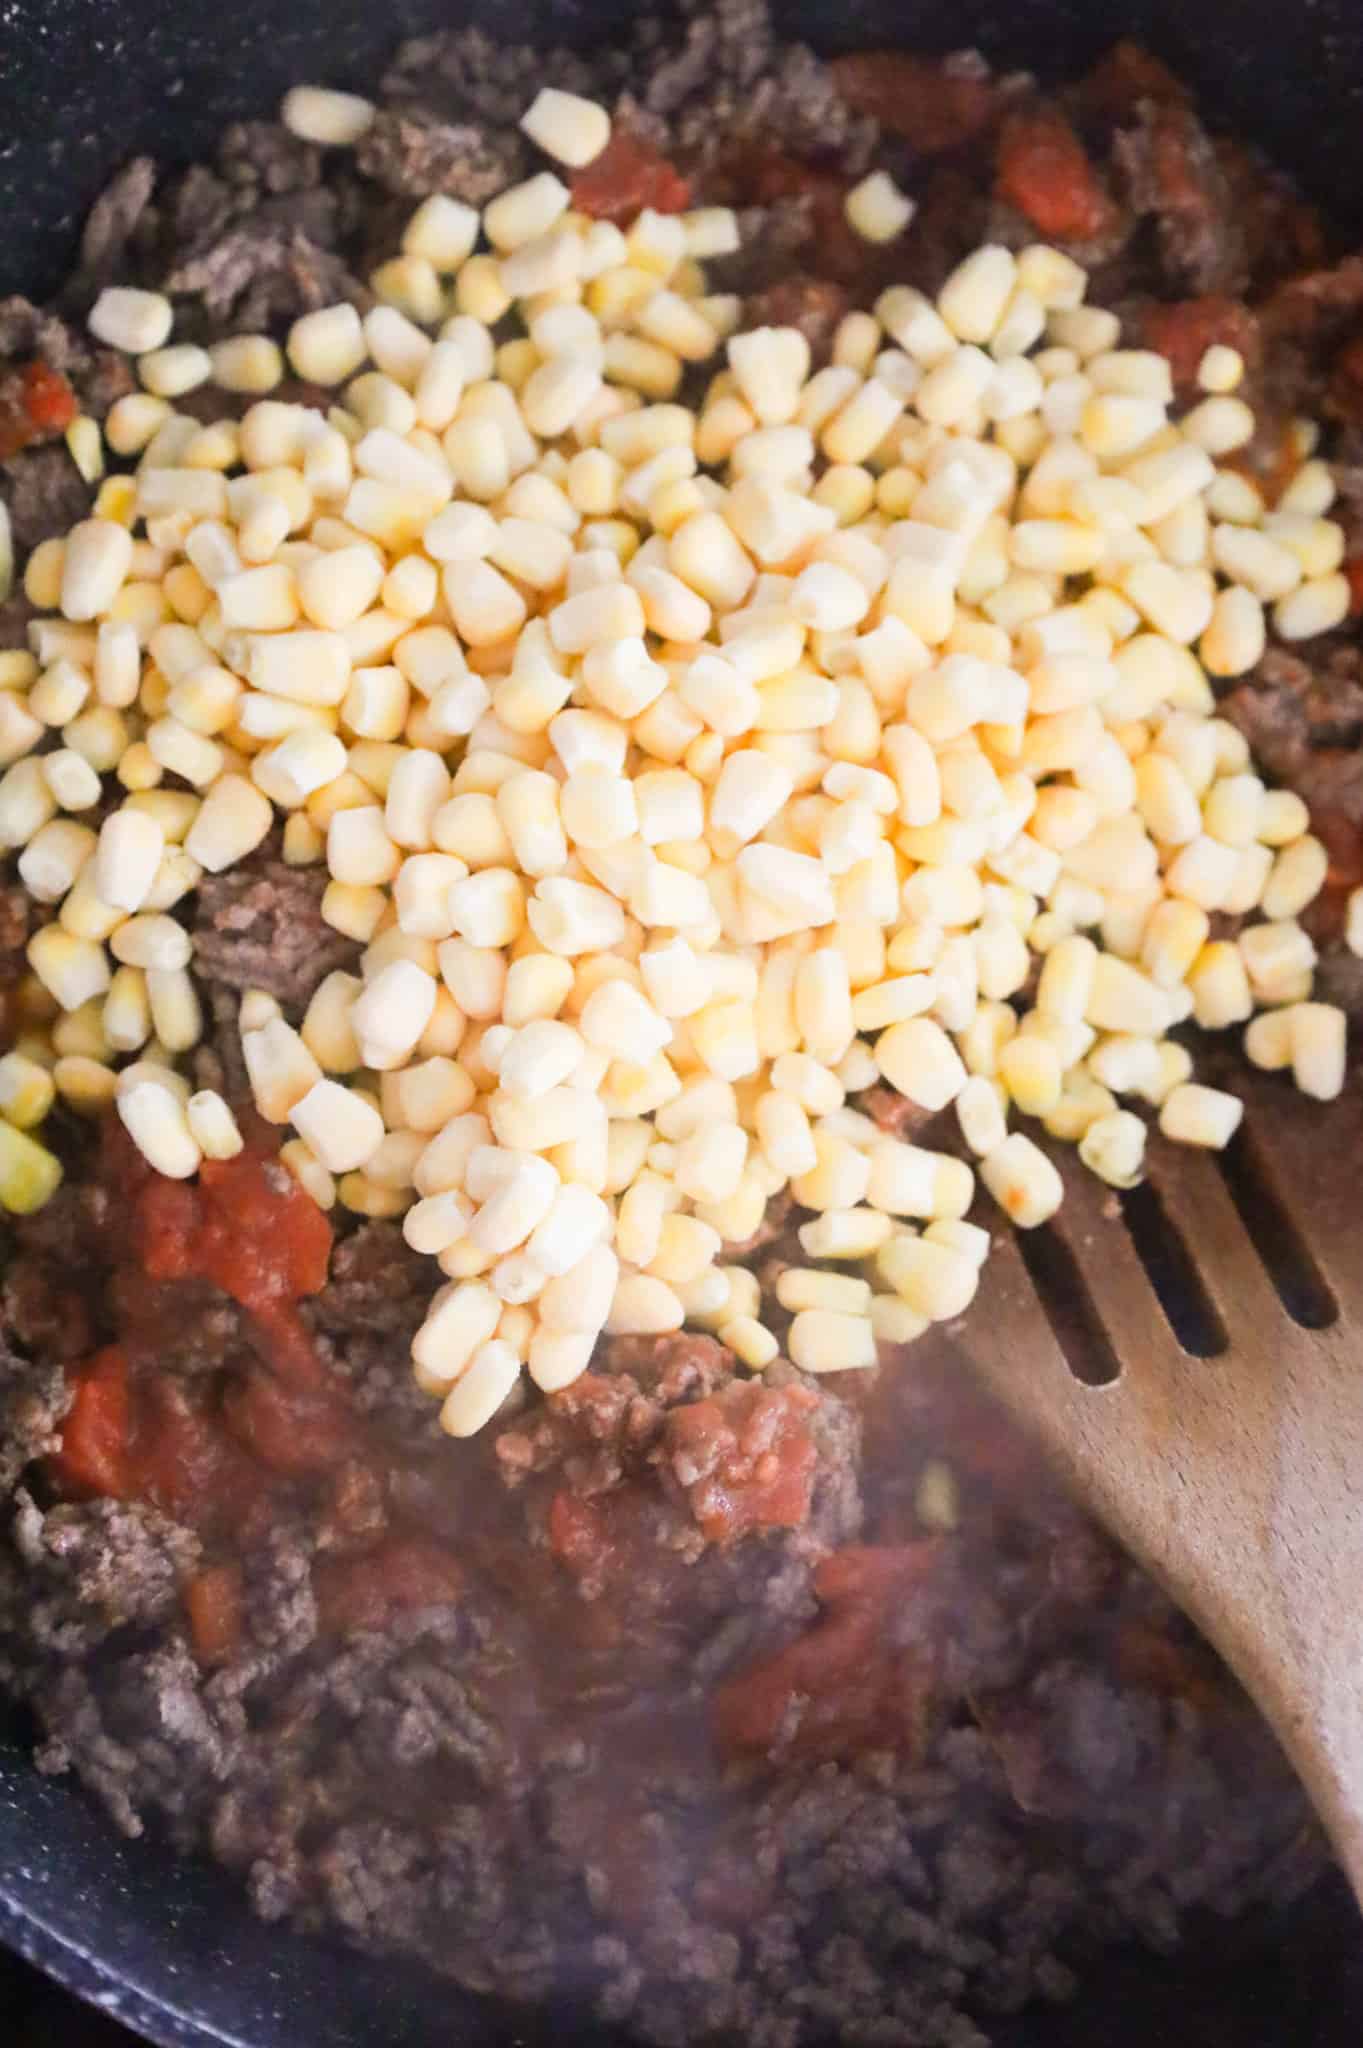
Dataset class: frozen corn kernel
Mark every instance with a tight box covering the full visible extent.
[1159,1083,1243,1150]
[281,84,374,144]
[788,1309,878,1374]
[1078,1109,1146,1188]
[980,1133,1063,1228]
[520,87,610,167]
[845,171,915,244]
[1287,1002,1346,1102]
[89,287,173,355]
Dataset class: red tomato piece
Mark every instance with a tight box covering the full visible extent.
[0,361,78,462]
[50,1347,135,1499]
[571,132,691,224]
[996,109,1116,243]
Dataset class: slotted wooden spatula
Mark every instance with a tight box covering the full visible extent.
[958,1068,1363,1900]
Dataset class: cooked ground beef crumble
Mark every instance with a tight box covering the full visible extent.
[1,7,1358,2044]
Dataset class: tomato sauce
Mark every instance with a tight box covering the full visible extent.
[571,132,692,223]
[713,1543,944,1764]
[120,1119,332,1389]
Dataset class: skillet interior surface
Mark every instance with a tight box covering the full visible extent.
[2,0,1363,2041]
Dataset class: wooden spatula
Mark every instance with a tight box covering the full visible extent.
[957,1068,1363,1900]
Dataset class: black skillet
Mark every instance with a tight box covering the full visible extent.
[2,1,1363,2040]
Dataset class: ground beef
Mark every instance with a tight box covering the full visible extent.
[6,1492,199,1657]
[218,121,324,198]
[304,1220,442,1432]
[68,155,158,296]
[1112,101,1249,297]
[163,220,365,334]
[3,1184,100,1362]
[2,442,95,553]
[356,113,528,206]
[0,294,132,416]
[0,1336,69,1495]
[0,592,34,651]
[1220,646,1363,823]
[190,981,252,1102]
[191,841,360,1009]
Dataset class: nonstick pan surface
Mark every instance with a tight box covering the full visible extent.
[2,2,1363,2041]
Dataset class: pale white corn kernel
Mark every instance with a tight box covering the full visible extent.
[0,1052,55,1129]
[844,169,915,243]
[980,1132,1063,1227]
[727,326,812,427]
[117,1079,201,1180]
[1260,835,1329,920]
[606,1273,685,1336]
[1244,1009,1292,1073]
[89,287,172,355]
[59,519,134,622]
[183,1090,243,1161]
[412,1281,502,1388]
[1181,395,1255,454]
[93,809,164,913]
[1286,1002,1347,1102]
[873,1018,967,1111]
[291,1078,386,1172]
[240,1014,321,1123]
[280,83,374,144]
[1200,586,1266,678]
[1273,573,1350,642]
[1079,1109,1147,1188]
[878,1236,980,1322]
[30,659,90,728]
[788,1309,877,1374]
[17,815,94,905]
[287,304,366,386]
[1260,511,1345,580]
[28,928,111,1011]
[1163,833,1240,912]
[484,173,571,252]
[998,1034,1063,1116]
[931,245,1014,345]
[439,1340,522,1436]
[1049,306,1120,358]
[956,1074,1008,1157]
[1159,1083,1243,1150]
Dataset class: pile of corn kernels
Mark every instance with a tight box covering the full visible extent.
[0,80,1359,1436]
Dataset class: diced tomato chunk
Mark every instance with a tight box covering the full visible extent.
[118,1119,332,1387]
[714,1544,944,1764]
[222,1370,357,1477]
[134,1377,257,1523]
[571,132,691,224]
[664,1383,818,1545]
[51,1347,135,1499]
[0,361,78,463]
[996,109,1116,243]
